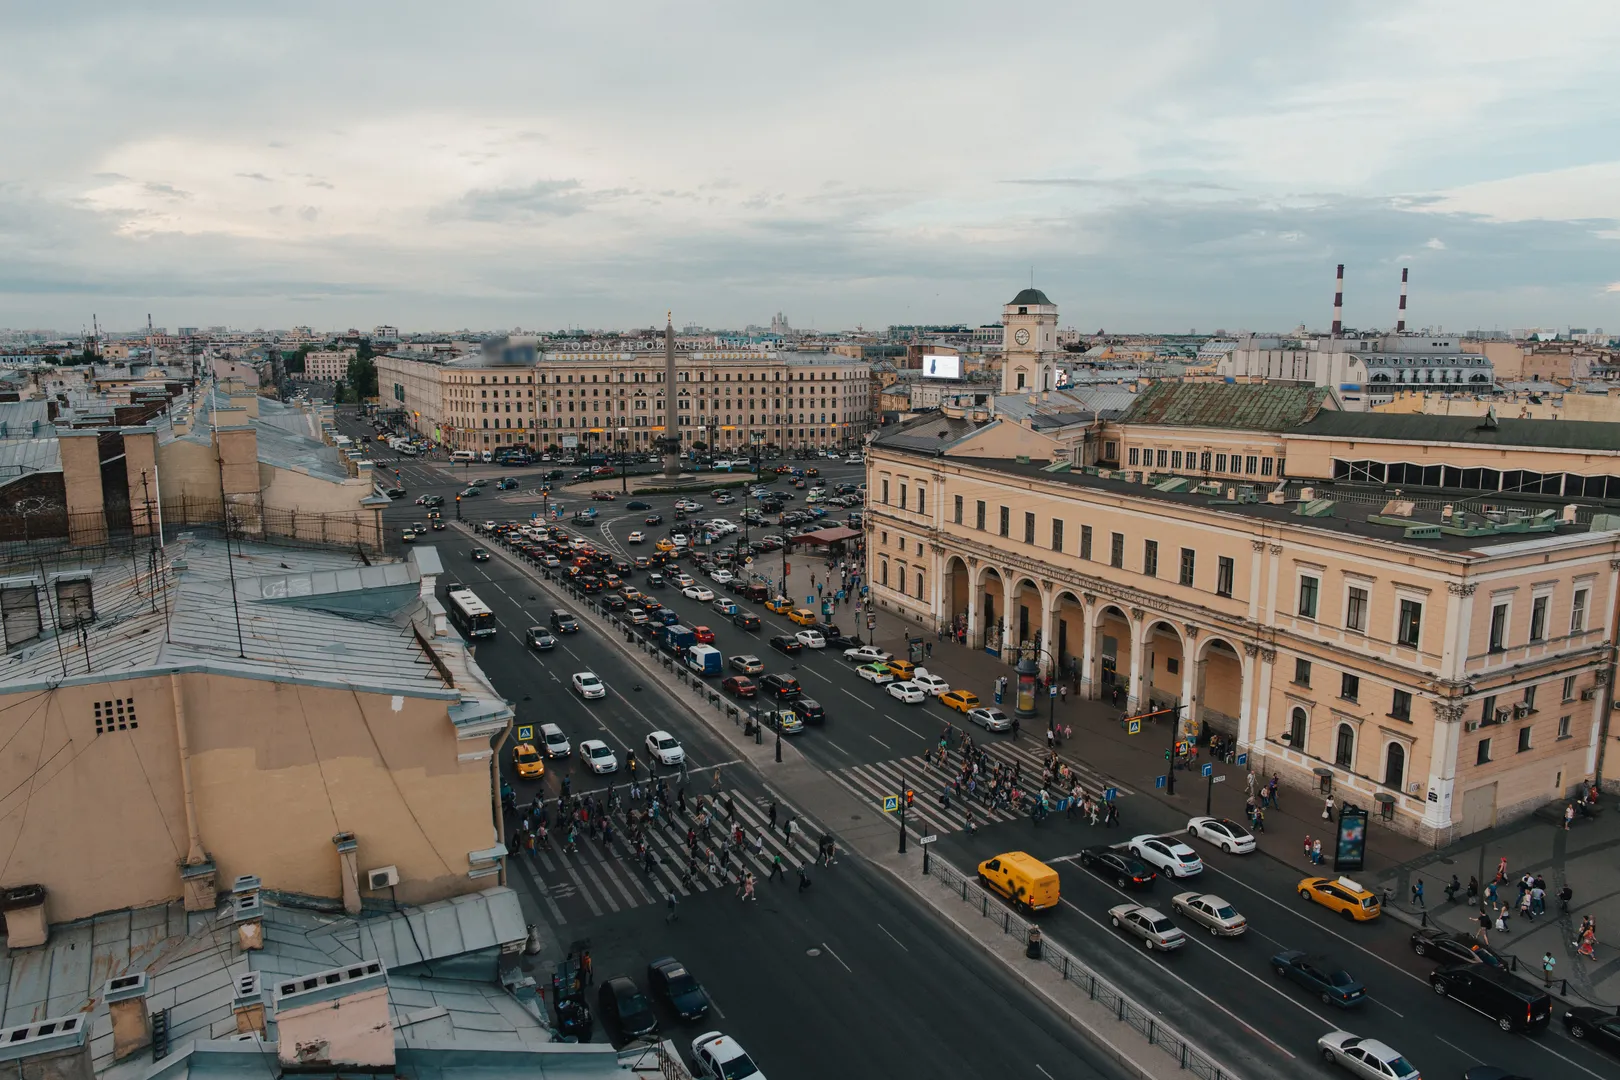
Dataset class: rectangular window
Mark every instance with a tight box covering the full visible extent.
[1481,694,1498,724]
[1397,599,1422,647]
[1156,449,1168,468]
[1179,547,1195,587]
[1129,447,1140,466]
[1261,457,1274,476]
[1571,588,1589,633]
[1476,738,1492,765]
[1523,685,1537,711]
[1245,455,1258,474]
[1024,512,1036,544]
[899,482,908,510]
[976,501,986,531]
[1390,688,1412,721]
[1171,450,1183,469]
[1558,715,1572,739]
[1340,672,1359,702]
[1294,658,1311,687]
[998,506,1010,537]
[1143,540,1159,577]
[94,698,138,734]
[1110,532,1124,569]
[1562,675,1576,702]
[1216,556,1234,597]
[1345,586,1368,633]
[1200,451,1212,471]
[1215,453,1228,472]
[1298,575,1319,619]
[1489,603,1508,652]
[1529,595,1547,642]
[954,495,964,525]
[881,478,890,504]
[1080,526,1093,561]
[1051,519,1064,552]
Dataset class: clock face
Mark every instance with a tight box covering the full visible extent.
[1014,328,1030,346]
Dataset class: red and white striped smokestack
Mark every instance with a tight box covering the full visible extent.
[1331,264,1344,336]
[1397,267,1408,332]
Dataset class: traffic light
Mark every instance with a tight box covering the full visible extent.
[904,788,914,809]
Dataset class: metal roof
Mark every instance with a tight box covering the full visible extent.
[1118,381,1336,431]
[870,413,989,453]
[1296,411,1620,452]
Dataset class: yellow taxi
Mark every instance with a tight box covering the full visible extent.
[940,689,980,714]
[765,596,794,615]
[884,658,916,680]
[654,539,676,553]
[511,742,545,779]
[1297,876,1381,921]
[789,607,818,627]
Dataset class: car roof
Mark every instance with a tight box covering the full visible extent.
[1356,1039,1404,1061]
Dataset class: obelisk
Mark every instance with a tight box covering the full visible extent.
[661,311,681,479]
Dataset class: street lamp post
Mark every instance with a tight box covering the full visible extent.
[618,428,629,493]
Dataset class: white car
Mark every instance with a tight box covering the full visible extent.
[539,723,571,759]
[1128,835,1205,878]
[710,569,734,584]
[844,645,893,664]
[579,739,619,774]
[628,608,649,625]
[684,585,716,601]
[1185,816,1257,854]
[671,534,689,547]
[795,629,825,649]
[887,680,927,704]
[1316,1031,1420,1080]
[645,730,685,766]
[712,597,740,615]
[691,1032,763,1080]
[674,573,697,588]
[730,654,764,675]
[1170,892,1247,936]
[571,672,607,700]
[911,672,950,696]
[967,707,1013,732]
[1107,903,1187,951]
[627,530,646,543]
[856,663,896,685]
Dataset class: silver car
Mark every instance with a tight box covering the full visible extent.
[1170,892,1247,937]
[967,707,1013,732]
[1316,1030,1420,1080]
[1107,904,1187,951]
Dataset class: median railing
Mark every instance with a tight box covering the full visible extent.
[926,856,1238,1080]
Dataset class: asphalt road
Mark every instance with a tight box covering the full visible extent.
[339,413,1132,1080]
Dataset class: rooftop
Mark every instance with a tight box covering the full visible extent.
[1295,410,1620,452]
[1119,381,1337,431]
[1008,288,1053,307]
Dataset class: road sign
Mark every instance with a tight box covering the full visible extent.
[1104,787,1117,801]
[994,692,1003,705]
[1127,718,1141,735]
[516,725,534,742]
[1236,753,1248,767]
[866,615,876,629]
[882,795,899,813]
[1212,775,1227,784]
[918,835,938,845]
[1049,685,1059,698]
[1154,776,1166,789]
[1202,763,1214,778]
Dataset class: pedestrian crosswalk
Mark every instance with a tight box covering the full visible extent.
[829,735,1132,839]
[507,787,827,926]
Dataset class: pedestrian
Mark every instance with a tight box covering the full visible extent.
[725,794,735,822]
[1060,684,1068,704]
[1579,927,1597,960]
[1046,727,1056,750]
[1412,879,1425,907]
[769,854,786,882]
[1311,838,1322,865]
[797,864,812,892]
[1494,906,1509,934]
[665,891,679,923]
[1253,807,1265,833]
[1467,876,1479,905]
[742,872,757,902]
[768,800,778,830]
[1542,951,1556,987]
[1303,834,1313,861]
[1565,802,1576,830]
[1322,794,1335,820]
[1496,855,1508,882]
[581,950,593,985]
[783,816,793,843]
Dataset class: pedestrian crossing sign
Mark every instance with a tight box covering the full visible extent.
[517,725,534,742]
[882,795,899,813]
[1127,718,1141,735]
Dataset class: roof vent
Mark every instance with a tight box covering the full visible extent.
[0,1015,89,1072]
[273,962,392,1070]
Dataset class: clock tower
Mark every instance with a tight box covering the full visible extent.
[1001,288,1058,394]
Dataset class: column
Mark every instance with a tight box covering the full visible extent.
[1440,581,1476,682]
[1235,650,1255,747]
[1126,612,1145,713]
[965,565,979,644]
[1422,702,1465,834]
[1249,648,1276,751]
[1080,598,1098,699]
[1247,539,1265,621]
[930,548,944,627]
[1039,589,1056,679]
[1180,631,1203,741]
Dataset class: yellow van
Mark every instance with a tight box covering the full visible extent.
[978,851,1060,912]
[884,659,916,680]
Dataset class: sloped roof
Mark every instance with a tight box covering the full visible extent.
[1119,381,1336,431]
[1296,410,1620,451]
[870,412,989,453]
[1009,288,1053,306]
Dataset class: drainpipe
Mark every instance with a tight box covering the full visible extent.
[490,715,512,885]
[1596,554,1620,793]
[171,672,206,864]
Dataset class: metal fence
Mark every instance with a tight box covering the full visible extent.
[926,857,1238,1080]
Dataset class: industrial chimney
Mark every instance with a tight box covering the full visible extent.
[1331,264,1344,337]
[1397,267,1408,333]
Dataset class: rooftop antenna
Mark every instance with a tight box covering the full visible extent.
[1331,264,1344,337]
[1397,268,1408,333]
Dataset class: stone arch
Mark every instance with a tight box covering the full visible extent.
[1138,618,1187,712]
[973,564,1007,654]
[1008,575,1046,657]
[1089,603,1133,697]
[1382,741,1407,792]
[1050,589,1086,680]
[942,555,971,638]
[1190,635,1248,741]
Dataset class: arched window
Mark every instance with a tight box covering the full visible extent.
[1335,724,1355,768]
[1384,743,1406,790]
[1287,707,1307,749]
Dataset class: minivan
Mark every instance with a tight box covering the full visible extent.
[793,698,826,726]
[978,851,1060,912]
[1429,964,1551,1032]
[451,449,476,462]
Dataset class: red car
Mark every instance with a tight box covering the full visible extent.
[591,491,616,501]
[722,675,757,699]
[693,625,716,644]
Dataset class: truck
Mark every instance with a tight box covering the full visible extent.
[660,624,697,656]
[685,643,722,677]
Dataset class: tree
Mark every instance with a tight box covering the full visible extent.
[282,345,313,374]
[346,340,378,401]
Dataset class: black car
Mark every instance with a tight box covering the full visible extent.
[471,548,490,561]
[1563,1007,1620,1055]
[732,611,762,630]
[604,594,627,611]
[626,500,651,510]
[793,698,826,725]
[645,514,664,525]
[1269,950,1366,1008]
[1430,964,1551,1032]
[646,957,710,1021]
[769,634,803,655]
[814,622,851,646]
[761,673,801,700]
[551,610,581,633]
[1076,847,1156,890]
[597,976,657,1043]
[1410,928,1504,967]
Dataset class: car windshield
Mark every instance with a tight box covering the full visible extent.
[655,736,677,749]
[621,991,651,1015]
[1149,918,1175,933]
[667,972,698,995]
[589,746,611,759]
[718,1053,759,1080]
[1177,851,1199,863]
[516,749,540,764]
[1385,1056,1417,1078]
[1329,971,1356,986]
[1215,905,1239,919]
[579,676,598,687]
[546,734,566,746]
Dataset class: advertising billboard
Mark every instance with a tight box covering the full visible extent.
[922,354,962,380]
[1333,805,1368,872]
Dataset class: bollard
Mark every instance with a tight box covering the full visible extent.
[1025,927,1042,960]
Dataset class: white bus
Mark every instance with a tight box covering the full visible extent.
[447,587,497,640]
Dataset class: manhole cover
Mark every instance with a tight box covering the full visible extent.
[806,948,821,957]
[851,814,862,820]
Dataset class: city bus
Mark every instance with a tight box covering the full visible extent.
[447,586,497,640]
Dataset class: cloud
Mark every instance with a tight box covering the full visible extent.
[142,182,191,199]
[1424,237,1446,250]
[438,179,589,222]
[235,172,273,182]
[1607,282,1620,293]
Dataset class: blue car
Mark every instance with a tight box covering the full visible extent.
[1270,951,1366,1008]
[658,609,682,626]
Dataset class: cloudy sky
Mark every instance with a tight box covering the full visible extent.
[4,1,1619,335]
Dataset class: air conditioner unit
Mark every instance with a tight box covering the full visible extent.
[365,866,399,891]
[1407,782,1422,795]
[1493,708,1511,724]
[1513,703,1531,718]
[1580,688,1597,701]
[1464,720,1479,732]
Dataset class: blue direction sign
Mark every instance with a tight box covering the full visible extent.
[1202,763,1214,778]
[1104,787,1118,801]
[882,795,899,813]
[517,725,534,742]
[1236,753,1249,767]
[1154,776,1166,790]
[1049,685,1059,698]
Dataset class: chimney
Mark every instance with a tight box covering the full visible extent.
[104,973,151,1062]
[1397,267,1408,333]
[1442,505,1454,522]
[1331,264,1344,337]
[0,1016,91,1080]
[333,832,361,916]
[1,885,49,949]
[232,972,267,1037]
[273,961,393,1072]
[232,875,264,951]
[1562,503,1578,524]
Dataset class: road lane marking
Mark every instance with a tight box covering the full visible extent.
[870,736,890,750]
[821,942,853,973]
[841,689,876,709]
[877,923,909,951]
[823,739,850,756]
[1035,1067,1053,1080]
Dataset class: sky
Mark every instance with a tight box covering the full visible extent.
[4,1,1619,336]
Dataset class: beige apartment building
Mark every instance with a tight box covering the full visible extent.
[303,349,352,381]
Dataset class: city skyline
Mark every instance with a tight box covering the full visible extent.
[4,2,1619,333]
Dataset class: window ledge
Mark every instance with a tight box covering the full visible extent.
[1557,733,1574,741]
[1387,713,1412,724]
